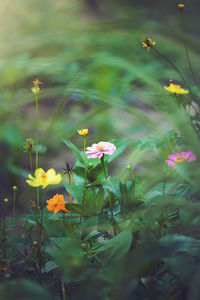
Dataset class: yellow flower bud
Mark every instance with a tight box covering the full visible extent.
[4,198,8,203]
[31,86,40,95]
[77,129,88,136]
[33,241,38,246]
[126,164,132,171]
[13,186,18,191]
[31,78,42,95]
[24,139,34,153]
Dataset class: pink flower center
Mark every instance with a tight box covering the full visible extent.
[174,155,186,164]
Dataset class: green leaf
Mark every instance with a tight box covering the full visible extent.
[44,261,58,273]
[88,230,133,261]
[0,280,52,300]
[62,138,84,164]
[105,139,130,163]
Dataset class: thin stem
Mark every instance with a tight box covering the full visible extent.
[68,173,73,230]
[80,135,87,223]
[3,201,7,259]
[179,12,198,86]
[163,180,166,200]
[38,190,46,276]
[35,94,40,210]
[35,94,39,169]
[13,190,16,218]
[153,48,189,90]
[29,152,33,175]
[101,155,117,236]
[61,274,67,300]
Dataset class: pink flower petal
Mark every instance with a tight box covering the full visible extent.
[188,154,197,162]
[166,160,176,167]
[182,152,192,159]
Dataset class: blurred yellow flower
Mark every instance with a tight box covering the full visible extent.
[26,168,62,189]
[164,83,189,95]
[142,37,156,51]
[178,4,184,11]
[78,129,88,136]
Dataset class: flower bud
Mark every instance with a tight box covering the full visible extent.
[13,186,18,191]
[33,241,38,246]
[31,86,40,94]
[31,78,42,95]
[4,198,8,203]
[24,139,34,153]
[81,242,88,251]
[88,162,93,168]
[126,164,132,171]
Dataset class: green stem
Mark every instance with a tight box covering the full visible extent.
[38,190,46,276]
[35,94,40,210]
[101,155,117,236]
[36,94,39,169]
[61,274,67,300]
[68,173,73,230]
[153,48,189,90]
[29,152,33,175]
[80,135,87,223]
[13,190,16,218]
[3,201,7,259]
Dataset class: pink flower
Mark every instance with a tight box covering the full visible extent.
[166,152,197,168]
[86,141,116,159]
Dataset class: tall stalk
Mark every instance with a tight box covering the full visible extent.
[101,155,117,236]
[13,186,17,218]
[3,199,8,260]
[68,172,73,230]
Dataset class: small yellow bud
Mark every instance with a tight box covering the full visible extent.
[126,164,132,171]
[31,78,42,95]
[33,241,38,246]
[31,86,40,94]
[77,129,88,136]
[178,4,184,11]
[24,138,34,153]
[81,242,88,250]
[4,198,8,203]
[13,186,18,191]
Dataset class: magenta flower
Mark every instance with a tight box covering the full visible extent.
[166,152,197,168]
[86,141,116,159]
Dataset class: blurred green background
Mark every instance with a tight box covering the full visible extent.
[0,0,199,207]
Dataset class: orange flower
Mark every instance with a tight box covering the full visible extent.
[47,194,70,215]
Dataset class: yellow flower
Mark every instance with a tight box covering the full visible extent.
[142,37,156,51]
[77,129,88,136]
[178,4,184,11]
[26,168,62,189]
[164,82,189,95]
